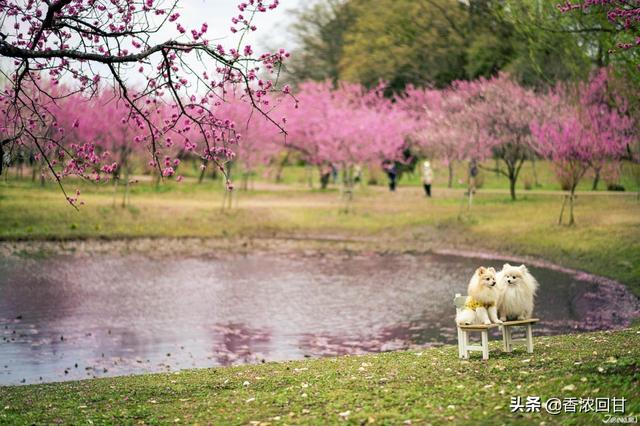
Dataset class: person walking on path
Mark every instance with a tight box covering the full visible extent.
[382,160,398,192]
[422,160,434,197]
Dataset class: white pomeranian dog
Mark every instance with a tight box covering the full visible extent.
[496,263,539,321]
[456,266,502,326]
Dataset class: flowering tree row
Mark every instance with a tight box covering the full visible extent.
[400,70,634,208]
[0,0,291,205]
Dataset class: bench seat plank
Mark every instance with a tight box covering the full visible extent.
[458,323,499,330]
[501,318,539,326]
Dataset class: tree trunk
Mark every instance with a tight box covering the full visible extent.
[112,173,119,207]
[592,168,601,191]
[122,166,130,208]
[531,158,539,187]
[241,172,249,191]
[39,163,45,187]
[221,163,234,211]
[447,162,453,188]
[509,175,517,201]
[275,152,289,183]
[306,164,314,189]
[558,195,567,225]
[340,164,354,214]
[568,189,576,226]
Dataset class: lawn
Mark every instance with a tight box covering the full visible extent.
[165,158,640,194]
[1,326,638,425]
[1,163,639,425]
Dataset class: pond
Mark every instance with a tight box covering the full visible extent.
[1,252,638,385]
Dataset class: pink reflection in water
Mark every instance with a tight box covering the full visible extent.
[0,253,637,385]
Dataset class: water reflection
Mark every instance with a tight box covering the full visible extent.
[0,253,637,385]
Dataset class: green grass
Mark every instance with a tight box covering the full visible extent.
[1,327,638,425]
[222,159,640,193]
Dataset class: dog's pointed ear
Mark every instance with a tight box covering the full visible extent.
[519,264,528,273]
[477,266,486,274]
[488,267,496,274]
[503,263,511,269]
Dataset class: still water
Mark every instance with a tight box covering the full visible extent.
[0,252,637,385]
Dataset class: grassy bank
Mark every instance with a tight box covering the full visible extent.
[1,327,638,425]
[2,176,639,296]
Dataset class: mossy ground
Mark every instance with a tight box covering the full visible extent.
[1,327,638,425]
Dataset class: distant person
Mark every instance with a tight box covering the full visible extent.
[330,163,338,184]
[382,160,398,192]
[469,159,479,194]
[319,163,332,189]
[353,164,362,184]
[422,160,433,197]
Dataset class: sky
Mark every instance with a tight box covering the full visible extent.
[136,0,306,87]
[167,0,304,52]
[0,0,306,87]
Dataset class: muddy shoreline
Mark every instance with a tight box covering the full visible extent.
[0,236,636,289]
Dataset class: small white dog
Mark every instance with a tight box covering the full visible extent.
[496,263,539,321]
[456,266,502,325]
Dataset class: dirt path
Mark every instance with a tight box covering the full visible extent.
[130,174,638,197]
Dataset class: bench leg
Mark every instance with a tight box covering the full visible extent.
[462,330,470,359]
[504,326,513,353]
[501,326,506,352]
[526,324,533,353]
[501,326,507,352]
[457,327,464,359]
[481,330,489,360]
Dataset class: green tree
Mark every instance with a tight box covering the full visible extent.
[339,0,469,90]
[283,0,356,86]
[464,0,516,79]
[499,0,617,87]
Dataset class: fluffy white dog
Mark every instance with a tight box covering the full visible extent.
[456,266,502,325]
[497,263,539,321]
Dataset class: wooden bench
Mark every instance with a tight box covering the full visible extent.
[454,293,539,360]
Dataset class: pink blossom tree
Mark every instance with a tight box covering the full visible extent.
[0,0,291,206]
[531,70,633,225]
[578,68,633,190]
[285,81,412,207]
[467,74,543,201]
[54,89,148,205]
[402,83,495,189]
[218,90,284,190]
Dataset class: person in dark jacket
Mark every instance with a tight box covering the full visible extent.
[382,160,398,192]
